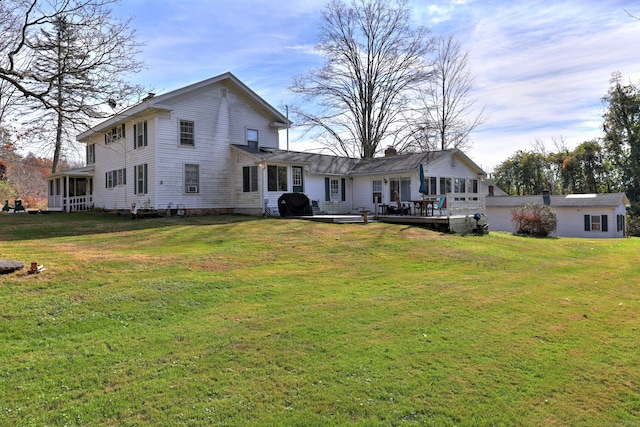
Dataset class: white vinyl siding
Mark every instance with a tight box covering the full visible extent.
[85,79,283,212]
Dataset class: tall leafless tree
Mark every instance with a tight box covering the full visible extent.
[412,35,485,152]
[0,0,147,172]
[289,0,433,158]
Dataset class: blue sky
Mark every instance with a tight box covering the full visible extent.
[117,0,640,172]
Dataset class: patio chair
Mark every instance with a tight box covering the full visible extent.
[2,200,12,212]
[13,200,26,212]
[435,196,446,215]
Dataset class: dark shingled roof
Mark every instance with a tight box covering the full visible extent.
[347,151,452,175]
[231,146,477,176]
[231,145,358,175]
[485,193,630,208]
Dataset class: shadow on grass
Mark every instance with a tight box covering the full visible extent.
[0,212,261,241]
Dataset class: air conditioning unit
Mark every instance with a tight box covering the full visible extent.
[186,185,198,193]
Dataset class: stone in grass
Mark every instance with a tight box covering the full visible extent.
[0,259,24,274]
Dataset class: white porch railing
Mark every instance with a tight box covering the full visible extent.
[67,195,93,212]
[48,195,94,212]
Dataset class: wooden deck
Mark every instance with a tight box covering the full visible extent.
[297,214,454,229]
[376,214,451,228]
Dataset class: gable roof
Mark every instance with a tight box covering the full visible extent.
[232,145,487,177]
[485,193,630,208]
[77,72,288,141]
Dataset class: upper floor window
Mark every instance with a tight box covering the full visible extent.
[105,124,125,145]
[180,120,195,146]
[134,121,148,149]
[247,129,259,149]
[86,143,95,165]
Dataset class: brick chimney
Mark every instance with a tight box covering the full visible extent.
[384,146,397,157]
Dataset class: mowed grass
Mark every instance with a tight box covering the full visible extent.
[0,213,638,426]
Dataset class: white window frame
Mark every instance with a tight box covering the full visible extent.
[105,124,125,145]
[267,165,287,192]
[372,180,382,203]
[134,120,147,149]
[86,143,95,165]
[390,178,411,202]
[243,165,258,192]
[135,164,147,195]
[184,163,199,193]
[247,129,259,149]
[179,120,195,146]
[330,178,339,199]
[292,167,302,188]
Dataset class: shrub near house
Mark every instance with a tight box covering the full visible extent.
[511,204,557,237]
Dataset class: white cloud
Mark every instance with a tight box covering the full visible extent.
[119,0,640,172]
[424,1,640,170]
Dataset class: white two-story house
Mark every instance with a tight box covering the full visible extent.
[47,72,492,227]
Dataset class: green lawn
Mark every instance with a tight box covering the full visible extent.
[1,213,638,426]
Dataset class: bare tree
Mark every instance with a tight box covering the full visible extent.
[290,0,433,158]
[0,0,146,172]
[412,35,485,151]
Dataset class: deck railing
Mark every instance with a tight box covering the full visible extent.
[446,193,486,217]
